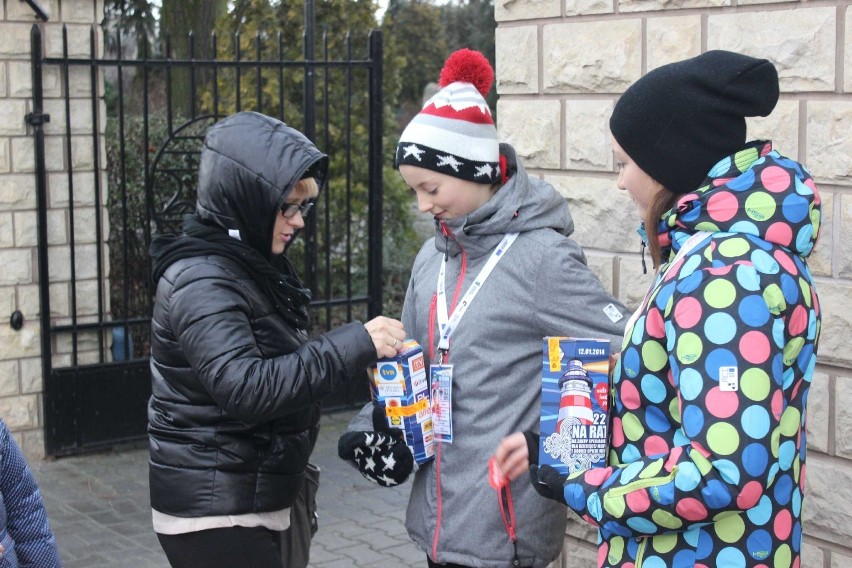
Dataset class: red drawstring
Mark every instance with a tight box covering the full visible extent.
[498,484,517,542]
[499,154,509,184]
[498,484,520,566]
[433,221,467,363]
[428,293,437,361]
[489,457,519,565]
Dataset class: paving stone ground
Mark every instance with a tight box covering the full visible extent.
[30,408,422,567]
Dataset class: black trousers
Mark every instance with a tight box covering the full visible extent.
[158,526,284,568]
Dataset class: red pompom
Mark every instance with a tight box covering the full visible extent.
[438,48,494,97]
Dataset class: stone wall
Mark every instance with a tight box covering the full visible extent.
[0,0,106,460]
[495,0,852,565]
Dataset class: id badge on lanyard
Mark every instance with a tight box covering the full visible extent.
[430,364,454,443]
[431,233,519,444]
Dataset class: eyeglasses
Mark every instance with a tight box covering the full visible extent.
[280,201,314,219]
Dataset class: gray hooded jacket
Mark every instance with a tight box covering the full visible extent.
[352,145,627,567]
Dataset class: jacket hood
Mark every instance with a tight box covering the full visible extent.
[196,111,328,258]
[437,144,574,257]
[660,140,821,260]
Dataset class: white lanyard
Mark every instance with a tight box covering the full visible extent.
[625,231,712,333]
[436,233,519,353]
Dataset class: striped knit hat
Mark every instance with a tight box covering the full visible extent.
[395,49,501,184]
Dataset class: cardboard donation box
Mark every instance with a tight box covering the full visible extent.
[369,340,435,465]
[539,337,611,475]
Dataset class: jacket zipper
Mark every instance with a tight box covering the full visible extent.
[609,467,678,568]
[635,537,647,568]
[431,220,467,562]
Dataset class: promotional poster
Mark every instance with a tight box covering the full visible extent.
[539,337,611,475]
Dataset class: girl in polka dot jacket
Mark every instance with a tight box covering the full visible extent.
[511,51,823,568]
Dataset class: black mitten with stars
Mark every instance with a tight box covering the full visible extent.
[337,404,415,487]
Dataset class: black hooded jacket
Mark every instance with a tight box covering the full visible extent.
[148,112,376,517]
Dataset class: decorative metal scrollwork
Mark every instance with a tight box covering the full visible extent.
[148,115,221,235]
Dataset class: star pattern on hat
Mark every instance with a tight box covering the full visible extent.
[436,154,463,172]
[402,144,425,162]
[474,164,494,179]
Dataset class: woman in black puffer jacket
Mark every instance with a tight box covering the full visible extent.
[147,112,405,567]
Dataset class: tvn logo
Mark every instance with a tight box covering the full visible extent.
[379,365,398,380]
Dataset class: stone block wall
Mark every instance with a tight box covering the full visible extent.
[0,0,106,460]
[495,0,852,564]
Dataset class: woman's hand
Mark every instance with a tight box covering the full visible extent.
[364,316,406,359]
[493,431,532,482]
[610,352,621,374]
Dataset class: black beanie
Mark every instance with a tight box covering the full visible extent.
[610,50,780,194]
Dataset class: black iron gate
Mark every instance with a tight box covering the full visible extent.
[29,21,384,457]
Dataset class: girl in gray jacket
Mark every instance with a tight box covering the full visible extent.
[339,50,627,567]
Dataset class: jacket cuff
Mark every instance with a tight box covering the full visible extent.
[523,430,540,464]
[323,321,377,378]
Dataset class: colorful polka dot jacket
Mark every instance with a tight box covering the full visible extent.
[559,141,822,568]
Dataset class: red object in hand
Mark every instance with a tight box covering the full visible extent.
[488,456,508,490]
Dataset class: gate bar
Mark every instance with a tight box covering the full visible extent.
[28,24,57,454]
[90,26,106,362]
[302,0,318,296]
[61,27,80,365]
[367,30,383,319]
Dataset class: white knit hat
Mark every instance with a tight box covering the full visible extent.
[395,49,500,184]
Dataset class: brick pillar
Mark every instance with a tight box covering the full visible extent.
[0,0,106,460]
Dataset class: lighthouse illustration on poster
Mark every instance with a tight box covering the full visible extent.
[539,337,611,475]
[555,359,594,432]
